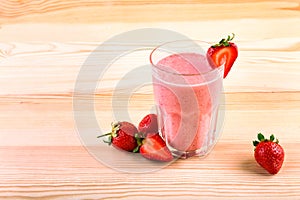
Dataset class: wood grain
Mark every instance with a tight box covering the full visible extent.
[0,41,299,95]
[0,0,300,199]
[0,143,300,200]
[1,0,300,24]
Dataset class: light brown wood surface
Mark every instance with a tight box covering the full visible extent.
[1,0,300,199]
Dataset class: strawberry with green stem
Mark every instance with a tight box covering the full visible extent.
[98,121,138,152]
[253,133,284,174]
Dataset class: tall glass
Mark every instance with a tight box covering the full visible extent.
[150,40,224,159]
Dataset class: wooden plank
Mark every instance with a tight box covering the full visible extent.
[0,92,299,146]
[0,0,300,199]
[0,143,299,199]
[1,0,300,24]
[0,39,299,94]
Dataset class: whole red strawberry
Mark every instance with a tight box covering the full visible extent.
[253,133,284,174]
[138,114,158,135]
[207,33,238,78]
[98,121,138,152]
[134,133,173,162]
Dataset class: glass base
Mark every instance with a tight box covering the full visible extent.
[168,143,216,159]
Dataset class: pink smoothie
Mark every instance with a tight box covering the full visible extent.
[152,53,222,156]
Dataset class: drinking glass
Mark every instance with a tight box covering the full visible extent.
[150,40,224,158]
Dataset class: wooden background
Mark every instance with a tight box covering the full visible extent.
[1,0,300,199]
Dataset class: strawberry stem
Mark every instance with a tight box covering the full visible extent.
[97,121,121,145]
[103,136,112,145]
[212,33,235,48]
[253,133,280,149]
[97,132,112,138]
[132,145,140,153]
[132,133,144,153]
[111,122,120,137]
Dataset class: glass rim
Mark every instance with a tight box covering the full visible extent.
[149,40,224,77]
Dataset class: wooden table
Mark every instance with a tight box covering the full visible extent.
[1,0,300,199]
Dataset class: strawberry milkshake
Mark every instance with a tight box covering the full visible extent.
[150,41,223,158]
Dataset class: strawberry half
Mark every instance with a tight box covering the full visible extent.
[207,33,238,78]
[134,133,173,162]
[253,133,285,174]
[138,114,158,135]
[98,121,138,152]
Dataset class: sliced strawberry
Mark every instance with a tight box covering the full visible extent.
[207,33,238,78]
[138,114,158,135]
[137,133,173,162]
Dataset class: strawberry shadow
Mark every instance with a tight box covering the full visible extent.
[241,158,273,176]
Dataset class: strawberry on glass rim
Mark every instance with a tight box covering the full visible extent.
[207,33,238,78]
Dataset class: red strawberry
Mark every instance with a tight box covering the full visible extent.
[134,133,173,162]
[138,114,158,135]
[207,33,238,78]
[98,121,138,152]
[253,133,284,174]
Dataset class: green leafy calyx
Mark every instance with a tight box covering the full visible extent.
[132,132,146,153]
[253,133,279,149]
[212,33,235,48]
[97,122,121,144]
